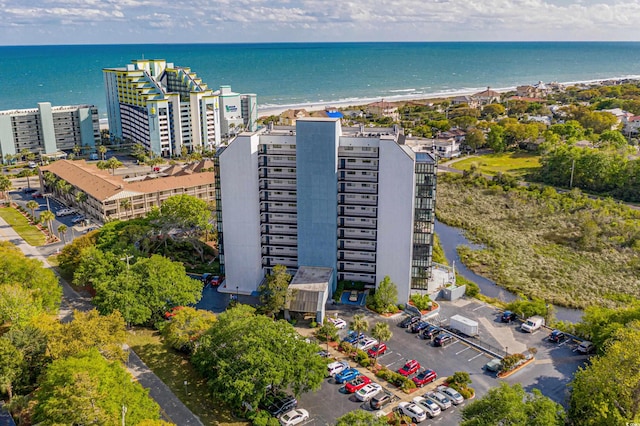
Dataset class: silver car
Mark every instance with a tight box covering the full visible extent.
[437,385,464,405]
[425,390,452,410]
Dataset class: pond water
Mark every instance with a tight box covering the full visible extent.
[435,220,584,323]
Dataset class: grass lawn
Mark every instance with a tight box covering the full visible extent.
[0,205,46,246]
[450,152,541,177]
[127,328,248,426]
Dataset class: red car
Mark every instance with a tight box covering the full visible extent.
[398,359,421,376]
[412,369,437,387]
[164,306,184,319]
[367,343,388,358]
[209,275,223,286]
[344,375,371,393]
[32,192,44,198]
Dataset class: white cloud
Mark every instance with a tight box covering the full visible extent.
[2,0,640,43]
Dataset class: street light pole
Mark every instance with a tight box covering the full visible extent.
[236,285,239,301]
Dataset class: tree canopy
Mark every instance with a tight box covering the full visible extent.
[461,382,565,426]
[368,275,398,314]
[335,410,389,426]
[191,305,326,411]
[162,307,216,352]
[258,264,292,317]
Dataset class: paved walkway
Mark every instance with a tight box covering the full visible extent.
[0,214,203,426]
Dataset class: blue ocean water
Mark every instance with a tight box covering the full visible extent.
[2,42,640,119]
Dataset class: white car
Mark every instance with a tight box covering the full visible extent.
[327,361,349,377]
[279,408,309,426]
[412,396,441,418]
[355,383,382,402]
[437,385,464,405]
[425,390,452,410]
[328,318,347,329]
[56,208,75,217]
[356,337,378,351]
[397,402,427,423]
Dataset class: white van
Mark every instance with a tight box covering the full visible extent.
[327,360,349,377]
[521,316,545,333]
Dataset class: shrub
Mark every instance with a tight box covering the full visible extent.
[501,353,526,372]
[505,296,548,319]
[333,280,345,302]
[401,377,416,391]
[359,357,371,368]
[248,410,279,426]
[457,386,474,399]
[463,279,480,297]
[409,293,432,311]
[376,367,392,381]
[309,321,317,328]
[339,341,353,353]
[397,303,405,311]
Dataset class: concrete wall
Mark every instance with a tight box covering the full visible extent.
[376,139,415,304]
[296,118,340,293]
[0,115,16,161]
[78,107,96,150]
[37,102,57,154]
[218,134,263,295]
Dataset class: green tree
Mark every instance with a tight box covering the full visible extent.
[0,175,12,201]
[26,200,39,220]
[191,305,326,411]
[370,275,398,314]
[57,231,99,276]
[335,409,389,426]
[481,103,506,119]
[486,124,507,152]
[72,246,124,289]
[157,194,213,261]
[4,325,49,395]
[316,320,339,350]
[57,224,68,244]
[350,314,369,354]
[97,157,123,175]
[370,322,392,365]
[33,349,160,425]
[569,323,640,425]
[0,284,44,327]
[40,209,55,235]
[72,144,82,157]
[120,198,132,218]
[258,264,292,317]
[461,382,565,425]
[505,296,548,320]
[98,144,108,161]
[464,128,485,152]
[20,168,37,189]
[162,307,216,352]
[450,115,478,130]
[0,337,23,401]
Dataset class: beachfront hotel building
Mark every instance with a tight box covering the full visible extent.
[214,117,437,303]
[0,103,100,163]
[39,159,215,223]
[103,59,257,157]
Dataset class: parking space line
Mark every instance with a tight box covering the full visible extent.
[456,346,471,355]
[468,353,484,362]
[473,305,487,311]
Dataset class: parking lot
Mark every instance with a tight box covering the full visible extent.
[297,297,587,425]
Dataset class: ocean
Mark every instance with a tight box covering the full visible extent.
[2,42,640,119]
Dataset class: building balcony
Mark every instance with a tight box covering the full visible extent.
[338,228,377,240]
[338,250,377,262]
[259,178,297,191]
[338,216,377,229]
[338,195,378,206]
[338,183,378,194]
[338,272,376,284]
[338,206,377,218]
[337,148,379,158]
[262,245,298,257]
[338,170,378,183]
[337,238,377,251]
[261,223,297,235]
[261,213,297,225]
[338,262,376,274]
[260,191,297,202]
[261,235,297,246]
[262,256,298,268]
[260,202,297,213]
[338,160,378,171]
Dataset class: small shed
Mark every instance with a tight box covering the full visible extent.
[285,266,332,324]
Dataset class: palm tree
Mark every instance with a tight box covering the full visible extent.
[40,210,55,235]
[0,175,11,202]
[106,157,123,175]
[26,200,39,221]
[98,144,107,161]
[72,144,82,157]
[4,153,14,165]
[119,199,131,219]
[350,314,369,356]
[23,168,36,189]
[19,148,30,162]
[43,171,57,191]
[57,224,68,244]
[370,322,392,366]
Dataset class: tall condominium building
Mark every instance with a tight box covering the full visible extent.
[0,102,100,162]
[214,117,436,303]
[103,59,257,157]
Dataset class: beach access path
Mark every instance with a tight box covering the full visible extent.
[0,215,204,426]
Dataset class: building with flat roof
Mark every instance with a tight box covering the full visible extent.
[0,103,100,163]
[39,159,215,223]
[103,59,257,157]
[214,118,437,303]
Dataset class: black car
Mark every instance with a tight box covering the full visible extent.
[260,391,298,417]
[399,316,420,328]
[411,321,430,334]
[501,311,517,323]
[548,329,566,343]
[370,390,393,410]
[433,333,455,347]
[22,187,38,194]
[421,325,441,340]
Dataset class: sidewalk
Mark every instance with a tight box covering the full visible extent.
[0,215,203,426]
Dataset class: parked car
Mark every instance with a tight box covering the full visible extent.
[356,337,378,351]
[399,316,420,328]
[501,310,517,323]
[327,361,349,377]
[433,333,455,347]
[56,208,75,217]
[317,350,330,358]
[398,359,421,376]
[370,390,394,410]
[32,192,44,198]
[328,317,347,329]
[397,402,427,423]
[335,367,360,384]
[345,375,371,393]
[421,325,441,340]
[437,386,464,405]
[355,383,382,402]
[411,321,430,334]
[348,290,359,302]
[279,408,308,426]
[71,215,85,224]
[548,329,567,343]
[28,161,37,168]
[484,358,502,372]
[367,342,388,358]
[425,391,452,410]
[260,392,298,418]
[412,396,441,418]
[412,369,437,387]
[342,331,365,344]
[521,315,545,333]
[577,340,595,354]
[22,187,37,194]
[204,275,223,286]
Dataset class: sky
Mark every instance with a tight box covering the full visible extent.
[2,0,640,45]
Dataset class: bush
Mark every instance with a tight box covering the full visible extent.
[457,386,474,399]
[463,278,480,297]
[409,293,432,311]
[447,371,472,388]
[309,321,318,328]
[505,296,548,319]
[359,357,371,368]
[333,280,345,302]
[376,367,392,381]
[397,303,405,311]
[248,410,280,426]
[501,353,526,372]
[401,377,416,391]
[339,341,353,353]
[315,321,339,342]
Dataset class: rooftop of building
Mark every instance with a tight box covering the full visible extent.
[41,159,214,202]
[0,103,96,116]
[289,266,333,291]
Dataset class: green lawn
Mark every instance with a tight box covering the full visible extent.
[0,206,46,246]
[450,152,541,177]
[127,328,248,426]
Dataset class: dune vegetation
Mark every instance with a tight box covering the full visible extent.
[436,173,640,309]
